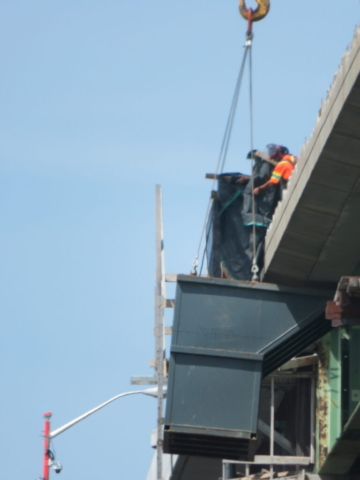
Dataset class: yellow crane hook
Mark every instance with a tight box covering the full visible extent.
[239,0,270,22]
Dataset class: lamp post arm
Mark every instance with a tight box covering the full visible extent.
[49,388,159,440]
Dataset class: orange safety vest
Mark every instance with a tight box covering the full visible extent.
[270,155,298,184]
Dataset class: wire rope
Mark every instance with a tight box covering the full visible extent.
[248,40,259,281]
[219,47,250,175]
[192,43,251,276]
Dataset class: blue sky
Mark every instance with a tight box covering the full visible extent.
[0,1,359,479]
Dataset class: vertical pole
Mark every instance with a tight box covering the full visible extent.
[329,329,341,450]
[310,375,315,464]
[270,376,274,480]
[295,379,306,456]
[316,333,331,469]
[349,327,360,416]
[43,412,52,480]
[222,461,227,480]
[155,185,165,480]
[224,462,236,479]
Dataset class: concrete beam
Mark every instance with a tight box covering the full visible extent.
[263,25,360,287]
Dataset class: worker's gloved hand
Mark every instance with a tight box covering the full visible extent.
[236,175,249,184]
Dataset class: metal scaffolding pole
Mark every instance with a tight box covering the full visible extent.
[270,376,275,480]
[310,375,315,464]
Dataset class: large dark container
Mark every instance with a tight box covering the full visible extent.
[164,275,331,460]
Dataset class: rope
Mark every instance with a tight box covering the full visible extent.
[191,43,251,276]
[198,224,209,276]
[192,32,259,280]
[248,38,259,281]
[219,47,250,175]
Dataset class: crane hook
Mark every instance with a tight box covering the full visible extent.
[239,0,270,22]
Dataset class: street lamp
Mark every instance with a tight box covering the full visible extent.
[38,387,166,480]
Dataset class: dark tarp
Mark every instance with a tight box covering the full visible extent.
[206,157,279,280]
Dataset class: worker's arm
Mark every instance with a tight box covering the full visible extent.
[236,175,250,184]
[253,180,274,195]
[254,162,287,194]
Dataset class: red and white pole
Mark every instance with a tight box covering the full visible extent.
[43,412,52,480]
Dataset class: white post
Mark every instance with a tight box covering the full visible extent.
[155,185,166,480]
[270,376,275,480]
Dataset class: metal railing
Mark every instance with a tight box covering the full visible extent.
[222,371,316,480]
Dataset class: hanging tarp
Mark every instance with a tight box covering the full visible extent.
[206,156,279,280]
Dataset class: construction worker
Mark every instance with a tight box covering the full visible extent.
[253,144,298,196]
[240,149,278,228]
[238,149,279,277]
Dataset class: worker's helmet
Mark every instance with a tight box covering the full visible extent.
[267,144,289,159]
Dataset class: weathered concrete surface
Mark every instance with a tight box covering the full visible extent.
[263,25,360,287]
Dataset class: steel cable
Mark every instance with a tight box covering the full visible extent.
[248,40,259,281]
[193,44,251,276]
